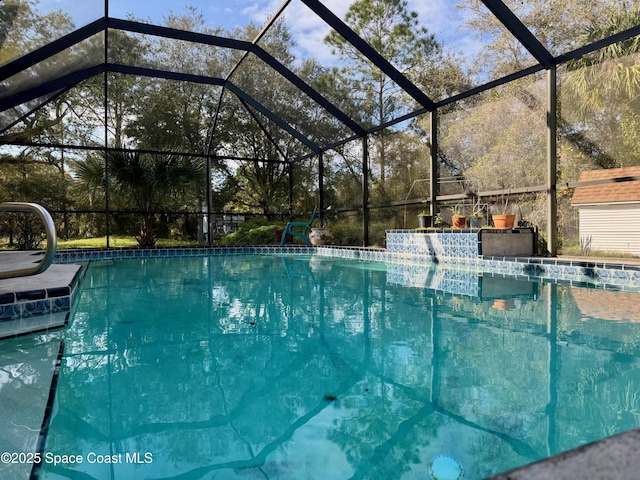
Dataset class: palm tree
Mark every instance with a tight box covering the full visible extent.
[564,8,640,115]
[561,8,640,167]
[74,151,205,245]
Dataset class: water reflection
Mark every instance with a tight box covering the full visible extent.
[39,255,640,479]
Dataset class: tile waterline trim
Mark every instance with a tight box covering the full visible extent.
[52,245,640,290]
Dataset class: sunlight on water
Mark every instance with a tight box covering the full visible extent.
[36,255,640,479]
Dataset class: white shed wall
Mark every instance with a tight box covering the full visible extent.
[578,203,640,256]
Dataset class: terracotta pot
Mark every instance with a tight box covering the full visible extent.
[452,216,467,229]
[309,227,332,246]
[493,299,516,311]
[492,214,515,229]
[275,229,292,243]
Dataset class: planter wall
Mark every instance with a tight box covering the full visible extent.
[386,262,538,301]
[385,228,535,260]
[479,230,535,256]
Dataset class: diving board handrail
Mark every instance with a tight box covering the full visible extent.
[0,202,57,279]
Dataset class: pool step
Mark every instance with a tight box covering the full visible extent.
[0,264,83,340]
[0,310,70,339]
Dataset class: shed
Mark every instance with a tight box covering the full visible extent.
[570,166,640,257]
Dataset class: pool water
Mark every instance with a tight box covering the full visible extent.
[35,254,640,479]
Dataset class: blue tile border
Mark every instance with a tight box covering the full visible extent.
[54,245,316,264]
[48,243,640,291]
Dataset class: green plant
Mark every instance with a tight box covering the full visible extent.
[318,207,335,228]
[537,233,549,256]
[470,201,484,218]
[452,204,465,218]
[73,151,204,247]
[580,235,593,255]
[331,222,363,246]
[418,204,431,217]
[218,224,282,245]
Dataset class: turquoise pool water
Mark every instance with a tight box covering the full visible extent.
[32,254,640,479]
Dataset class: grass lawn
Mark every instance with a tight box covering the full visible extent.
[56,236,204,249]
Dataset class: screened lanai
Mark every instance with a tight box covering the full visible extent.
[2,0,640,255]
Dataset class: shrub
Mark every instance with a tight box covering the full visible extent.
[219,224,282,245]
[331,222,362,246]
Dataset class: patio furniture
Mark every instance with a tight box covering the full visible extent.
[280,207,317,245]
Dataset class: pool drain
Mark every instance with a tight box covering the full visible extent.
[429,455,463,480]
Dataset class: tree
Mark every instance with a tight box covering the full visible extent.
[0,0,81,151]
[73,152,205,245]
[324,0,440,192]
[459,0,640,168]
[448,0,640,247]
[460,0,613,78]
[101,30,151,149]
[0,0,74,65]
[563,7,640,167]
[217,21,327,215]
[0,159,73,248]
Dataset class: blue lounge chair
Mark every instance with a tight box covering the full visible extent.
[280,207,318,245]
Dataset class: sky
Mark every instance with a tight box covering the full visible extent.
[33,0,480,65]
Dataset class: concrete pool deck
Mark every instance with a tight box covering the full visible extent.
[487,427,640,480]
[2,247,640,478]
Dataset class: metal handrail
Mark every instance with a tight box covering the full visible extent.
[0,202,57,279]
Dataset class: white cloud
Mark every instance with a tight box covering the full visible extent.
[104,0,477,66]
[240,0,476,65]
[282,0,349,62]
[232,0,348,62]
[242,0,288,25]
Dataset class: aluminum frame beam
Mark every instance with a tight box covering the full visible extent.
[110,64,321,153]
[108,18,365,136]
[480,0,554,68]
[300,0,436,111]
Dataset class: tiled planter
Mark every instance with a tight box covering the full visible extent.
[385,228,535,260]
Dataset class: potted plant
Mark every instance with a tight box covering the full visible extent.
[418,211,432,229]
[493,298,516,310]
[309,225,332,245]
[469,202,484,228]
[469,210,483,229]
[309,208,333,245]
[492,193,515,230]
[451,204,467,229]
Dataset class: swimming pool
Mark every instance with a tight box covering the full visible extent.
[10,253,640,479]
